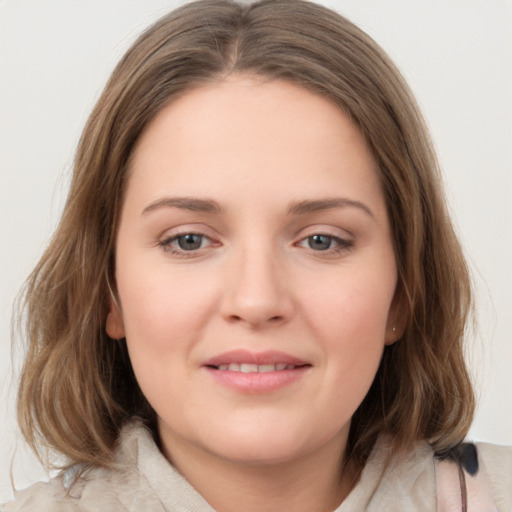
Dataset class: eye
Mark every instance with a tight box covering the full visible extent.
[306,234,335,251]
[159,232,213,254]
[298,234,353,253]
[174,233,206,251]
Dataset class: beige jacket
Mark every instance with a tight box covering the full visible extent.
[2,422,511,511]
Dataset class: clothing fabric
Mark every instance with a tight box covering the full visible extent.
[2,421,511,511]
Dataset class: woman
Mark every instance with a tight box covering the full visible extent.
[3,0,511,510]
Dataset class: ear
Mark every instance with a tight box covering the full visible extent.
[106,301,125,340]
[384,287,407,346]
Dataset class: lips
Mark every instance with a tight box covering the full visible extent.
[203,349,310,370]
[216,363,300,372]
[202,350,311,393]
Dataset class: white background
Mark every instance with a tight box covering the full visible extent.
[1,0,511,503]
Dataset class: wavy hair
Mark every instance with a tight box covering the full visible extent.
[16,0,474,472]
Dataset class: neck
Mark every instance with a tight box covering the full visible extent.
[159,429,357,512]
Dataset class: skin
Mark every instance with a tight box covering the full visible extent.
[107,75,400,512]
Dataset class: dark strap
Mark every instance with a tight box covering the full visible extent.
[435,444,498,511]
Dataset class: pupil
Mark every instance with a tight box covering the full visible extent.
[178,234,202,250]
[309,235,331,250]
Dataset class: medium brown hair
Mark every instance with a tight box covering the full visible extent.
[16,0,474,472]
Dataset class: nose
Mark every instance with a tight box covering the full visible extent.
[219,245,294,328]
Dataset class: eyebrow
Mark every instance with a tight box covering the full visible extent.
[142,197,223,215]
[287,197,374,218]
[141,196,374,218]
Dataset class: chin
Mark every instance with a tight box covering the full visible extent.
[199,420,325,466]
[212,438,306,466]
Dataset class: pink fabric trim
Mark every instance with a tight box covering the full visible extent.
[435,450,499,512]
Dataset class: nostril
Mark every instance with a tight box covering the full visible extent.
[227,313,283,326]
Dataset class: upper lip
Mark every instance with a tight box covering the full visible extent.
[203,349,310,368]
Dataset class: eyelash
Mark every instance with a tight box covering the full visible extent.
[296,234,354,255]
[158,232,354,258]
[158,232,216,258]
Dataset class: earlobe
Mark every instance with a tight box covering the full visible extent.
[385,287,407,345]
[385,323,402,346]
[106,302,125,340]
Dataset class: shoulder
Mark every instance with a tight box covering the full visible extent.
[1,422,166,512]
[477,441,512,509]
[342,436,512,512]
[1,478,71,512]
[339,436,438,511]
[0,465,143,512]
[434,441,512,512]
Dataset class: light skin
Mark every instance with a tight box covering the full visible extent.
[107,75,400,512]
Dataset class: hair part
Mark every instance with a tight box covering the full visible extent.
[16,0,474,474]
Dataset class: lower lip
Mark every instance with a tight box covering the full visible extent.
[203,366,311,393]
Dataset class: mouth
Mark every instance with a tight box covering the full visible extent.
[208,363,308,373]
[203,349,310,371]
[202,350,311,393]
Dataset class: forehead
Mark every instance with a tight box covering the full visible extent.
[126,75,385,217]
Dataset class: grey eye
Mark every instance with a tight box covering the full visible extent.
[176,234,204,251]
[307,235,334,251]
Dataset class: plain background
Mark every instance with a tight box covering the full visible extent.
[0,0,511,503]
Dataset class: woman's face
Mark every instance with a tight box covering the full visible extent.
[108,75,399,468]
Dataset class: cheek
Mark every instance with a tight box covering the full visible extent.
[116,263,219,356]
[116,267,220,415]
[301,266,395,373]
[305,266,394,333]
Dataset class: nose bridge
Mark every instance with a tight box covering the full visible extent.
[221,238,292,326]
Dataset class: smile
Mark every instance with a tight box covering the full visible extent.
[202,350,311,393]
[214,363,301,372]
